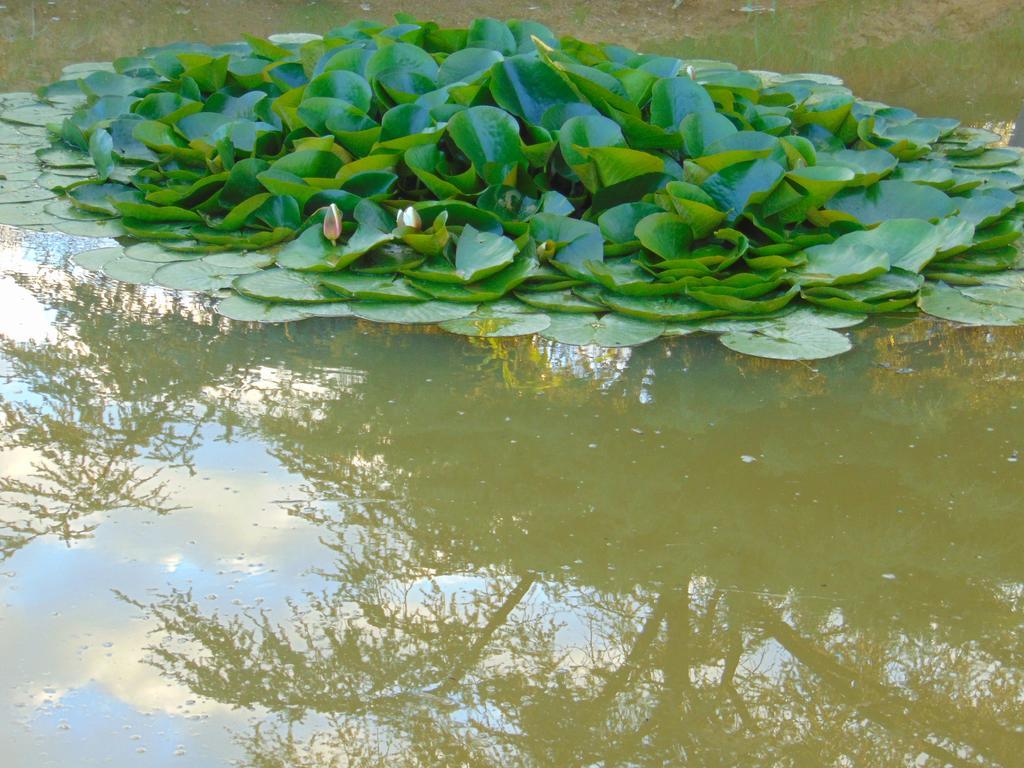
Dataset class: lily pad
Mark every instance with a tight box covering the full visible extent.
[719,325,852,360]
[351,301,478,324]
[73,246,124,271]
[440,312,551,337]
[234,269,343,303]
[539,313,667,347]
[919,282,1024,326]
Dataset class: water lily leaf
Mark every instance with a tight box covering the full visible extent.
[0,183,55,204]
[953,188,1019,229]
[802,269,923,303]
[927,247,1021,274]
[351,300,477,324]
[320,272,427,302]
[454,224,517,281]
[304,70,372,112]
[447,105,524,185]
[88,128,115,181]
[101,257,162,284]
[216,294,316,323]
[489,54,581,125]
[558,114,625,173]
[53,217,126,238]
[114,201,203,222]
[123,242,203,263]
[538,313,666,347]
[833,218,975,273]
[234,268,343,303]
[700,304,865,333]
[815,148,898,186]
[971,219,1024,251]
[204,251,275,269]
[73,246,124,271]
[366,42,439,83]
[598,202,662,245]
[43,198,115,221]
[438,48,504,86]
[1,103,70,127]
[919,282,1024,325]
[575,145,664,189]
[530,213,604,276]
[650,76,715,129]
[269,149,343,178]
[687,284,800,314]
[36,146,94,168]
[635,212,694,261]
[951,148,1021,170]
[960,285,1024,309]
[514,288,605,313]
[599,293,729,322]
[440,311,551,337]
[719,325,852,360]
[702,159,785,222]
[154,259,260,291]
[790,242,889,286]
[826,180,957,225]
[466,17,517,55]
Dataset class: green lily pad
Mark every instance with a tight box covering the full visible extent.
[538,313,666,347]
[952,148,1021,170]
[440,312,551,337]
[153,259,261,291]
[832,218,974,274]
[351,300,477,324]
[514,289,606,314]
[73,246,124,272]
[827,181,957,225]
[454,225,518,282]
[719,325,852,361]
[919,282,1024,325]
[54,217,127,238]
[234,268,343,303]
[790,242,890,286]
[101,257,162,284]
[216,295,315,323]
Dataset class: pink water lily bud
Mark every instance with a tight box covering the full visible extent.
[685,65,696,81]
[322,203,343,245]
[537,240,557,260]
[396,205,422,231]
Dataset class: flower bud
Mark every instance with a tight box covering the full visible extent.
[396,205,422,231]
[537,240,557,260]
[685,65,696,81]
[322,203,342,245]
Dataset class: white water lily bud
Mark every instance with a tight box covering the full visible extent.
[396,205,422,231]
[322,203,342,245]
[685,65,696,81]
[537,240,557,260]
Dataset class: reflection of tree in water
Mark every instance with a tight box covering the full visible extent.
[0,260,217,560]
[123,364,1024,767]
[3,230,1024,764]
[126,531,1023,767]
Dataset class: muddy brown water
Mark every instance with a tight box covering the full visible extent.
[1,2,1023,766]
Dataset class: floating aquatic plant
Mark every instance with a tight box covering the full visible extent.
[0,16,1022,359]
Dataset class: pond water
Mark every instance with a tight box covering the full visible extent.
[1,2,1023,766]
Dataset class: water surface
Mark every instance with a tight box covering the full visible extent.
[1,2,1023,766]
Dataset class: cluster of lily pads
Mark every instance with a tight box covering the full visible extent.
[1,16,1023,359]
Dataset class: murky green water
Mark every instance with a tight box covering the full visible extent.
[1,2,1023,766]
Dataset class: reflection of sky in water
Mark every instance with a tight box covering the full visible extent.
[28,683,234,766]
